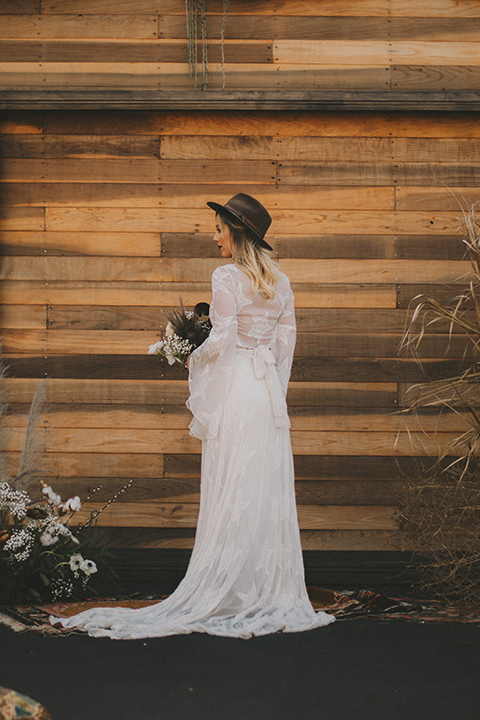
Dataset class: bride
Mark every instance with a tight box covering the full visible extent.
[52,193,335,639]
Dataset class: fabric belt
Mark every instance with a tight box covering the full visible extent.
[236,345,290,429]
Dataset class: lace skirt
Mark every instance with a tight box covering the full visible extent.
[52,350,335,639]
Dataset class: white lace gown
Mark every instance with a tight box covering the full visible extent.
[52,264,335,639]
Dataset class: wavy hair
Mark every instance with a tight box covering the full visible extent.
[218,212,278,299]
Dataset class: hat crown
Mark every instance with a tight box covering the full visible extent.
[223,193,271,239]
[207,193,273,251]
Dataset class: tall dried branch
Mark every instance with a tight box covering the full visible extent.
[16,379,48,491]
[0,349,11,483]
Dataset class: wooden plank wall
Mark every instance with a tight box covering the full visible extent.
[0,108,477,552]
[0,0,479,94]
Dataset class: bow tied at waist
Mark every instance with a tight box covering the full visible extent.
[252,344,276,379]
[237,345,290,430]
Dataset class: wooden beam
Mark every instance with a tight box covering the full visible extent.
[0,90,479,111]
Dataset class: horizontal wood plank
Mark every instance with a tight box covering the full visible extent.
[0,15,158,39]
[73,500,397,530]
[44,306,455,335]
[0,183,395,210]
[1,327,472,359]
[5,354,465,383]
[99,528,408,551]
[2,425,458,457]
[1,158,276,183]
[34,110,480,138]
[0,280,397,308]
[0,255,471,284]
[40,0,392,17]
[392,65,480,91]
[0,231,161,257]
[0,133,159,158]
[0,39,271,63]
[11,403,467,435]
[160,15,480,42]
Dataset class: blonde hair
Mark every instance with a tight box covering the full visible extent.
[219,213,278,299]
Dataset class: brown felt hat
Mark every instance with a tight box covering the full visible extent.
[207,193,273,251]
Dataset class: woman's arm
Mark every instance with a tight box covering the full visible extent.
[186,266,238,439]
[273,286,296,397]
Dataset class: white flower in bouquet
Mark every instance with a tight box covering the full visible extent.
[69,553,84,572]
[80,558,98,575]
[148,340,163,355]
[0,483,29,520]
[148,334,194,365]
[4,528,35,562]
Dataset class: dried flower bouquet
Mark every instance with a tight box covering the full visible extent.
[148,300,211,365]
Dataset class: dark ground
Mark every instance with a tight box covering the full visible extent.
[1,610,479,720]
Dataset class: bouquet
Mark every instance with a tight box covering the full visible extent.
[148,300,211,365]
[0,366,127,603]
[0,478,127,603]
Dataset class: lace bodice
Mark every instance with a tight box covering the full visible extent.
[187,264,296,440]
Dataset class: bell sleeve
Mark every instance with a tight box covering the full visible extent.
[186,265,238,441]
[273,284,296,397]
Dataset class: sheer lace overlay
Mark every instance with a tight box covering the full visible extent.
[52,264,335,639]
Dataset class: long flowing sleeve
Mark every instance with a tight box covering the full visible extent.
[186,265,238,440]
[273,284,296,397]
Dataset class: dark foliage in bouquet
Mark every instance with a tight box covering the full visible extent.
[0,357,126,604]
[166,300,211,349]
[149,299,211,365]
[398,198,480,603]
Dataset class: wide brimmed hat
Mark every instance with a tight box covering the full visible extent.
[207,193,273,251]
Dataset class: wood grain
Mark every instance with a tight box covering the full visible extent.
[0,15,158,39]
[73,501,397,530]
[1,101,476,552]
[1,280,397,308]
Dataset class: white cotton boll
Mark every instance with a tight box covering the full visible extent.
[40,532,58,547]
[45,489,62,505]
[62,496,81,512]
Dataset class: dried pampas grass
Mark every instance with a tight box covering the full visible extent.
[399,198,480,602]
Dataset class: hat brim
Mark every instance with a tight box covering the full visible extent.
[207,201,273,251]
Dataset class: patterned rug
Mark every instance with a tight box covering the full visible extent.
[1,588,479,635]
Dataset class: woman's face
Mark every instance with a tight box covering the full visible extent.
[213,216,232,258]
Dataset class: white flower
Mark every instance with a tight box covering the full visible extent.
[40,532,58,547]
[69,553,84,572]
[80,559,97,576]
[61,495,81,512]
[148,340,163,354]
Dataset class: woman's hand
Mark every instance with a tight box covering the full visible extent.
[185,354,190,371]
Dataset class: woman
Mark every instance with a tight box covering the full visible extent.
[52,193,335,639]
